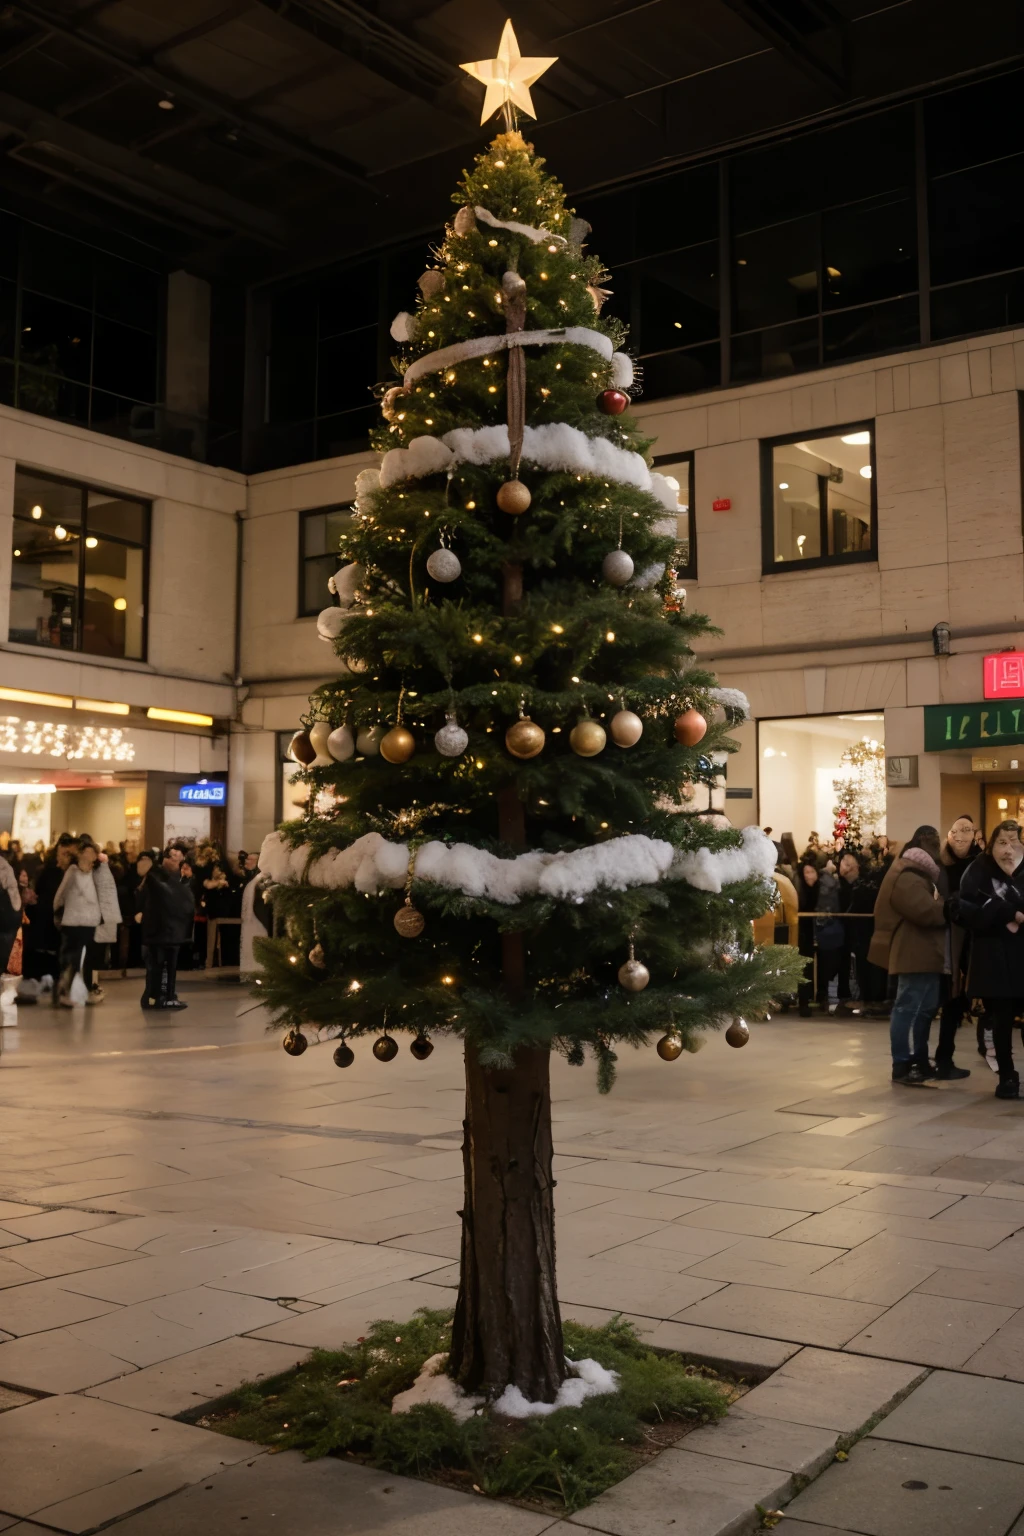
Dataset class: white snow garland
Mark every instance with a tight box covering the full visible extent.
[402,326,614,388]
[391,1352,619,1423]
[258,825,777,903]
[474,204,563,245]
[709,687,751,720]
[610,352,633,389]
[390,311,417,343]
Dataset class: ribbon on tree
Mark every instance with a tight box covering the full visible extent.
[401,325,616,387]
[503,269,527,477]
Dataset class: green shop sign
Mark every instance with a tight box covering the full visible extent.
[925,701,1024,751]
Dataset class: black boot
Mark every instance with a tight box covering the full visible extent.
[995,1072,1020,1100]
[935,1062,970,1080]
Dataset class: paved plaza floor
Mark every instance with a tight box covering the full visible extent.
[2,982,1024,1532]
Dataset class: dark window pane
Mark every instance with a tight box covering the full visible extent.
[19,292,91,382]
[92,317,158,400]
[302,555,338,615]
[732,108,913,235]
[931,271,1024,340]
[316,406,376,460]
[21,224,93,308]
[930,155,1024,286]
[89,392,163,446]
[17,366,89,423]
[9,470,81,648]
[82,535,144,659]
[599,265,632,335]
[734,217,819,332]
[651,456,695,576]
[269,286,317,422]
[770,430,873,566]
[640,343,720,400]
[319,261,376,337]
[302,508,350,559]
[317,328,378,415]
[0,360,13,406]
[386,245,429,318]
[0,279,15,358]
[925,71,1024,179]
[86,490,146,545]
[93,253,160,331]
[823,295,919,364]
[14,471,82,529]
[635,243,719,352]
[0,212,16,282]
[731,319,819,382]
[822,194,916,309]
[587,188,636,267]
[635,165,717,257]
[254,419,315,472]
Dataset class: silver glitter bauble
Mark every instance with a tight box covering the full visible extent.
[426,547,462,583]
[602,549,634,586]
[618,958,650,992]
[435,716,469,757]
[327,724,355,762]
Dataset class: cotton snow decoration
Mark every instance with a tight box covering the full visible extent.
[316,606,346,642]
[380,435,454,488]
[381,423,657,498]
[391,1353,484,1423]
[390,310,417,343]
[709,687,751,719]
[610,352,634,389]
[649,472,681,513]
[494,1357,620,1419]
[258,825,778,904]
[328,562,364,607]
[354,466,380,513]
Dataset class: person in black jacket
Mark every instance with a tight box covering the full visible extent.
[950,820,1024,1098]
[24,839,75,983]
[139,848,196,1011]
[936,815,980,1077]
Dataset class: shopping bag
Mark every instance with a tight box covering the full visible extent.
[69,947,89,1006]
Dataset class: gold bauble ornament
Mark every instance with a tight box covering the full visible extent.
[410,1034,434,1060]
[372,1034,399,1062]
[380,726,415,763]
[656,1032,683,1061]
[609,709,643,747]
[570,719,607,757]
[496,479,531,515]
[394,902,425,938]
[674,708,708,746]
[381,386,411,421]
[726,1018,750,1048]
[282,1029,308,1056]
[308,942,326,969]
[505,717,545,759]
[618,958,650,992]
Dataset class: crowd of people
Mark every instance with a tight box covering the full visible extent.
[757,815,1024,1098]
[0,834,259,1010]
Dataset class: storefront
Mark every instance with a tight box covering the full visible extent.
[757,713,886,851]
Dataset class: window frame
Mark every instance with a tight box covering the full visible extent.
[298,503,351,618]
[651,450,697,581]
[10,465,151,659]
[760,421,877,576]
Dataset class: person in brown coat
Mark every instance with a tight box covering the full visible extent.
[868,825,948,1085]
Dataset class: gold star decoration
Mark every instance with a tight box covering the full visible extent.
[460,19,557,126]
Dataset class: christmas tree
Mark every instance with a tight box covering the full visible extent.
[256,35,799,1409]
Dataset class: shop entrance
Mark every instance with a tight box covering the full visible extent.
[758,713,885,852]
[0,770,146,855]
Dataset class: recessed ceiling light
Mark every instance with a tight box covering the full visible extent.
[778,482,789,490]
[86,537,98,548]
[31,505,41,518]
[842,431,871,445]
[158,95,175,110]
[859,465,872,479]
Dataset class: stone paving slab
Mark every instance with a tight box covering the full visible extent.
[247,1277,459,1349]
[962,1310,1024,1380]
[786,1437,1024,1536]
[734,1347,926,1433]
[568,1446,792,1536]
[676,1283,884,1347]
[0,1327,134,1393]
[872,1369,1024,1461]
[643,1320,800,1380]
[845,1291,1015,1367]
[683,1412,838,1477]
[0,1385,33,1411]
[103,1450,556,1535]
[0,1394,260,1533]
[86,1336,309,1416]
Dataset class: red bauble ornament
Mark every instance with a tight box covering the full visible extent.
[597,389,629,415]
[674,708,708,746]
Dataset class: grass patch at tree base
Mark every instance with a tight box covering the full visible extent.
[202,1310,737,1513]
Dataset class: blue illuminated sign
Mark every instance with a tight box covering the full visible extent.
[178,782,226,805]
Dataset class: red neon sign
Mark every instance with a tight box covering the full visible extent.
[984,653,1024,699]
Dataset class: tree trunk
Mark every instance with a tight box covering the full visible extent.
[449,1039,565,1401]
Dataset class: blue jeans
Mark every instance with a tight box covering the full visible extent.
[890,973,942,1064]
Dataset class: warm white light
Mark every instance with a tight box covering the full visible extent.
[842,431,871,445]
[113,597,127,611]
[13,549,19,557]
[859,465,872,479]
[54,525,67,540]
[778,482,789,490]
[796,534,806,548]
[0,782,56,795]
[763,747,776,758]
[86,537,98,548]
[75,698,130,715]
[31,505,42,519]
[0,686,72,708]
[999,798,1009,810]
[147,707,214,727]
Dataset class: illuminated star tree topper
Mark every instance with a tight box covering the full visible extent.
[460,18,557,129]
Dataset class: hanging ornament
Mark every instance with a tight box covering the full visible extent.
[502,269,527,300]
[282,1029,308,1056]
[505,717,545,759]
[356,724,387,756]
[380,726,415,763]
[426,546,462,583]
[394,900,425,938]
[570,719,606,757]
[602,549,634,587]
[308,721,334,767]
[316,606,346,643]
[435,714,469,757]
[418,269,445,299]
[410,1034,434,1061]
[496,479,531,515]
[373,1034,399,1062]
[453,204,476,235]
[618,941,650,993]
[674,708,708,746]
[308,942,326,969]
[685,1036,706,1054]
[597,389,630,415]
[609,709,643,747]
[587,283,612,313]
[381,386,411,422]
[333,1040,355,1068]
[327,724,355,762]
[657,1033,684,1061]
[726,1018,750,1049]
[287,730,316,766]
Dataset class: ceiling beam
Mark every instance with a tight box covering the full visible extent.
[0,85,289,244]
[8,0,380,196]
[0,25,52,70]
[714,0,848,96]
[144,2,258,61]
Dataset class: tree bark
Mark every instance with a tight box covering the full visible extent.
[449,1040,565,1401]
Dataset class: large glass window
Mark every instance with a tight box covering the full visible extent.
[651,453,696,580]
[9,468,148,659]
[299,505,353,617]
[762,425,875,573]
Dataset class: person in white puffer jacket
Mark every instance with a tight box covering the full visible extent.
[53,844,120,1006]
[0,852,21,974]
